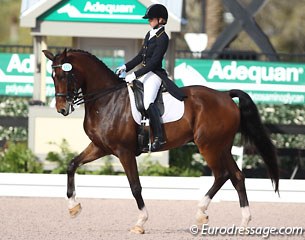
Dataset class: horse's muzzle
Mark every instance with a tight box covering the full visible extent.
[58,108,69,116]
[58,101,75,116]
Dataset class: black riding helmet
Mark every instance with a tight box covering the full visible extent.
[142,4,168,23]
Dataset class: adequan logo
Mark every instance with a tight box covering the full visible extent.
[5,54,53,75]
[7,54,34,74]
[83,2,136,14]
[208,61,304,84]
[52,0,146,21]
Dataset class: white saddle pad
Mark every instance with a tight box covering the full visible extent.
[127,86,184,125]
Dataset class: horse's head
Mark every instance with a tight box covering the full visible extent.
[43,48,123,116]
[43,48,81,116]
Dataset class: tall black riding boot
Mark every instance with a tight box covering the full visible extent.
[147,103,165,151]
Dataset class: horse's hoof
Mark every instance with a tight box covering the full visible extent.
[130,225,145,234]
[69,203,82,218]
[240,218,251,229]
[196,210,209,225]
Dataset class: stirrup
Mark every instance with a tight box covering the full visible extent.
[151,137,166,152]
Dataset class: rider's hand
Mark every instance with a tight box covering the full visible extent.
[115,65,126,76]
[125,72,136,83]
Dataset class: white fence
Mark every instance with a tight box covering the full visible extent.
[0,173,304,203]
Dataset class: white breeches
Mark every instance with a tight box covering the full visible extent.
[138,71,162,110]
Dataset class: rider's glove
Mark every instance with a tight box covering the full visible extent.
[115,65,126,76]
[125,72,136,83]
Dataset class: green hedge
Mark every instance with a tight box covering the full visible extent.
[0,141,43,173]
[1,97,305,177]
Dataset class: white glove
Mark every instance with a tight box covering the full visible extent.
[125,72,136,83]
[115,64,126,76]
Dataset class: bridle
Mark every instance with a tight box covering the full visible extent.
[52,64,80,101]
[51,62,126,113]
[52,63,80,112]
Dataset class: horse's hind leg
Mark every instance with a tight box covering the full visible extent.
[67,142,104,217]
[196,159,229,225]
[197,149,252,227]
[227,155,251,227]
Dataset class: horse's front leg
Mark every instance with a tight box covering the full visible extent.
[118,151,148,234]
[67,142,104,217]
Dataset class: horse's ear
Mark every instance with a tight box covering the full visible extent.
[63,48,67,58]
[42,50,54,61]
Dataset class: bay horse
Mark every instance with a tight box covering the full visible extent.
[43,49,279,234]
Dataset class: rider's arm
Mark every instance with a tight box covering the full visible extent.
[133,33,169,78]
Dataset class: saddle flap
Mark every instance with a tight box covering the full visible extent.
[130,79,164,117]
[131,80,146,116]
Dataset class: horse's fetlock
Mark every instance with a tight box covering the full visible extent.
[67,189,74,198]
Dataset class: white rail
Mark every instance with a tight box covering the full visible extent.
[0,173,304,203]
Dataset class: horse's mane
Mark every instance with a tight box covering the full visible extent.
[67,49,116,76]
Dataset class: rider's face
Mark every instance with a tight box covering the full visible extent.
[148,18,159,28]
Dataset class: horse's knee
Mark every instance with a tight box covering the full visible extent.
[67,160,77,175]
[235,171,245,181]
[218,170,230,182]
[231,171,245,191]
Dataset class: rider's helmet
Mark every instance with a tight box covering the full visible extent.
[142,4,168,24]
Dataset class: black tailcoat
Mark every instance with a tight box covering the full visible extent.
[125,27,186,101]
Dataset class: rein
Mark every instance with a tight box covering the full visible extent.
[73,82,126,105]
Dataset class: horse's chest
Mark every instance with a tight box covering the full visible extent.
[84,113,112,141]
[84,113,100,136]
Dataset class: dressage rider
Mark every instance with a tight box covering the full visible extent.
[116,4,185,151]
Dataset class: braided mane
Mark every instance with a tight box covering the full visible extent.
[67,49,115,75]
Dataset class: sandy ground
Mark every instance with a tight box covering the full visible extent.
[0,197,304,240]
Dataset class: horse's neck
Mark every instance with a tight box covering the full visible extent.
[83,86,129,127]
[81,67,119,94]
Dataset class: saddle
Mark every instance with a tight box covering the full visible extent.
[130,79,165,155]
[131,80,164,117]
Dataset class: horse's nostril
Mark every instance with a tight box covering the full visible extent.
[58,108,67,115]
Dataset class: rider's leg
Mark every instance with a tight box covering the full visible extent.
[140,72,162,110]
[147,103,165,151]
[139,72,164,151]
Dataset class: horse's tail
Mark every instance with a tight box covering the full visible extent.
[229,89,279,193]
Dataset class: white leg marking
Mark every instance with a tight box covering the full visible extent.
[68,191,78,209]
[240,206,252,227]
[196,196,211,225]
[135,207,149,228]
[198,195,211,211]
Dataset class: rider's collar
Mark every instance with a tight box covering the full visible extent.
[149,26,164,39]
